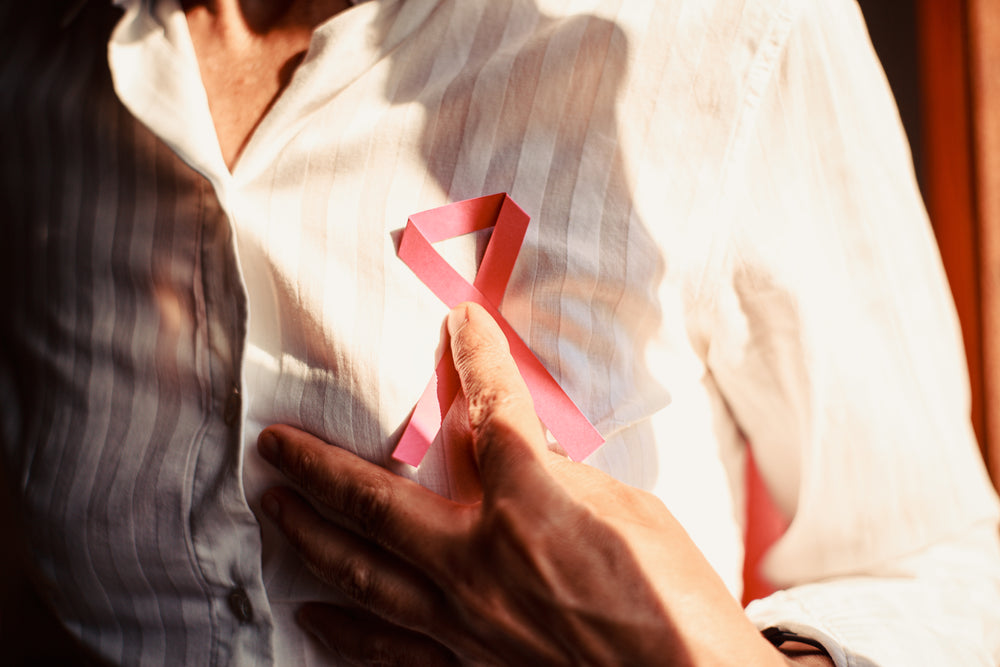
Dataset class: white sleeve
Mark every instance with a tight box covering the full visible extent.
[706,1,1000,664]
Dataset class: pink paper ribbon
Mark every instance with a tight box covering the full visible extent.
[392,193,604,466]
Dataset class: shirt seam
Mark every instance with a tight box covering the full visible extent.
[717,0,796,183]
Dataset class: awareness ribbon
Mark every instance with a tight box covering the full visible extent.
[392,193,604,466]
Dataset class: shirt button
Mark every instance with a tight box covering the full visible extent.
[223,383,241,427]
[227,587,253,623]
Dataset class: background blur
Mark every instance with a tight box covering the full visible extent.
[857,0,1000,491]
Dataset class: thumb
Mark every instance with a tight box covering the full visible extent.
[447,302,550,490]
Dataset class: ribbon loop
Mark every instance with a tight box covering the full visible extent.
[392,193,604,466]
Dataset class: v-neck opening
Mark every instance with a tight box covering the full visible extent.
[109,0,447,211]
[232,0,434,181]
[217,2,380,177]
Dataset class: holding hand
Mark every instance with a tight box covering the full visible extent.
[257,303,824,665]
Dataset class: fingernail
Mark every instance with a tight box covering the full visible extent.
[447,303,470,336]
[258,430,279,464]
[261,492,281,519]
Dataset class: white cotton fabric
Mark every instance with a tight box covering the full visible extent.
[2,0,999,664]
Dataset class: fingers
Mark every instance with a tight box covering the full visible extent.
[261,485,449,638]
[257,425,467,576]
[297,603,460,667]
[447,303,549,479]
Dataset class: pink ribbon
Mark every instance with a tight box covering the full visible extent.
[392,193,604,466]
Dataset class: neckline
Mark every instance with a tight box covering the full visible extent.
[232,0,446,181]
[108,0,435,195]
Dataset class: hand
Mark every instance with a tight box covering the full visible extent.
[258,303,824,665]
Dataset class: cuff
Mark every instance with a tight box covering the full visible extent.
[747,591,852,667]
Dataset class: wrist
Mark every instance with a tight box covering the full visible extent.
[776,640,835,666]
[763,628,835,667]
[781,652,835,666]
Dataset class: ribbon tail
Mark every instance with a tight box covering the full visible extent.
[392,352,461,466]
[488,308,605,462]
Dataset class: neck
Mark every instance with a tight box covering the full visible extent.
[180,0,350,36]
[181,0,352,169]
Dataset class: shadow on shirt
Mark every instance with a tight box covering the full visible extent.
[378,1,670,491]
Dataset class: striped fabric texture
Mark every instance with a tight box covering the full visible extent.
[2,0,999,664]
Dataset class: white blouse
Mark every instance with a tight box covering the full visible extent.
[2,0,998,664]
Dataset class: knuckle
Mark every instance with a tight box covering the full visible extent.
[285,445,321,486]
[451,329,491,371]
[346,473,396,541]
[469,395,538,460]
[467,388,525,436]
[465,385,503,432]
[332,556,380,610]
